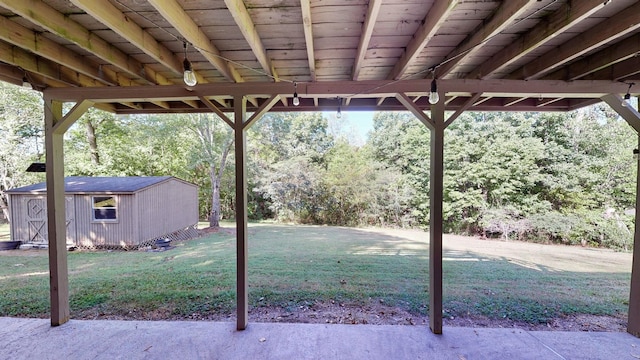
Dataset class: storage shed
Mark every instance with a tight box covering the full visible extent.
[7,176,199,249]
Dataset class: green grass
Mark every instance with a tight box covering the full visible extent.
[0,224,631,324]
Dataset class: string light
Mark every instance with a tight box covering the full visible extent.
[22,74,32,90]
[182,42,197,87]
[292,82,300,106]
[622,83,634,107]
[336,98,342,119]
[112,0,569,104]
[428,76,439,105]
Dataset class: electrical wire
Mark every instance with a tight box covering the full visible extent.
[112,0,570,100]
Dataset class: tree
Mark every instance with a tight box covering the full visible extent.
[0,83,44,222]
[184,113,234,227]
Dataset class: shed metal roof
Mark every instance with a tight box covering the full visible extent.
[7,176,175,194]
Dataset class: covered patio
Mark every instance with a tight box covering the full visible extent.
[1,0,640,349]
[3,317,640,359]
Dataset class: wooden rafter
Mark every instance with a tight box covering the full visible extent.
[387,0,458,80]
[0,0,169,85]
[300,0,316,81]
[583,54,640,82]
[224,0,278,81]
[437,0,534,78]
[511,4,640,80]
[548,33,640,81]
[352,0,382,81]
[0,42,102,88]
[69,0,183,77]
[0,15,120,86]
[148,0,242,83]
[466,0,604,79]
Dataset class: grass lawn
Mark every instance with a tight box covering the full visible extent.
[0,224,631,325]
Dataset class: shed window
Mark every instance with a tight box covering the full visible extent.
[92,196,117,221]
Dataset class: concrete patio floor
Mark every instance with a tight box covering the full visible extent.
[2,317,640,359]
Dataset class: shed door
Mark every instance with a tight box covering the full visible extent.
[23,196,76,244]
[25,197,47,242]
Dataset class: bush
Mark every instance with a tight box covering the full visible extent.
[521,210,633,250]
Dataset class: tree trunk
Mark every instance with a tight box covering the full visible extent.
[85,119,100,165]
[208,137,234,228]
[210,173,221,227]
[0,193,10,223]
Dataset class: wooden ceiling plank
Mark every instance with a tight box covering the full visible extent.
[582,54,640,82]
[0,0,169,85]
[388,0,459,80]
[70,0,183,77]
[224,0,278,81]
[148,0,242,83]
[0,41,107,88]
[512,5,640,80]
[437,0,534,78]
[467,0,605,79]
[547,33,640,81]
[0,15,119,86]
[300,0,316,81]
[352,0,382,80]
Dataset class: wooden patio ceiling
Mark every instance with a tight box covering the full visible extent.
[0,0,638,113]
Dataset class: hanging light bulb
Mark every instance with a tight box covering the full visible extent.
[622,83,634,107]
[183,42,197,86]
[21,75,32,90]
[429,78,439,105]
[292,82,300,106]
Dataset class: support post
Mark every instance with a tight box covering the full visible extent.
[429,96,445,334]
[630,134,640,336]
[234,96,249,330]
[602,94,640,336]
[44,96,69,326]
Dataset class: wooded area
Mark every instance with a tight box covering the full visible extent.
[1,83,637,250]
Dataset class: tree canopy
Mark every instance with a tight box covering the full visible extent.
[1,82,637,249]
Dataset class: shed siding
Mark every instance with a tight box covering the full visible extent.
[7,194,39,242]
[73,194,136,247]
[136,179,198,242]
[7,177,198,248]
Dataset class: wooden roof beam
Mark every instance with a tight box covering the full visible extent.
[0,15,120,86]
[510,4,640,80]
[0,0,170,85]
[467,0,604,79]
[388,0,459,80]
[300,0,316,81]
[148,0,242,83]
[547,33,640,81]
[437,0,535,79]
[0,42,101,88]
[224,0,278,81]
[582,53,640,81]
[69,0,184,78]
[352,0,382,80]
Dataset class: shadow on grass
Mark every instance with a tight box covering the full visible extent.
[0,224,630,325]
